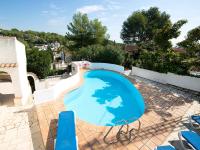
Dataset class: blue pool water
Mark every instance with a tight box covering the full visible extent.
[64,70,145,126]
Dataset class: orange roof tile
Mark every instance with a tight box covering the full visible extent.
[0,63,17,68]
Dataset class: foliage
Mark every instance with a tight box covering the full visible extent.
[178,26,200,72]
[178,26,200,57]
[121,7,187,50]
[66,13,107,49]
[123,53,134,69]
[0,28,68,50]
[95,45,125,65]
[46,46,54,63]
[0,28,72,77]
[154,20,187,50]
[26,48,52,79]
[73,44,125,65]
[136,50,189,75]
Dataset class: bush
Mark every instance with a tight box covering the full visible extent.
[73,44,125,65]
[123,53,134,69]
[26,49,52,79]
[136,50,189,75]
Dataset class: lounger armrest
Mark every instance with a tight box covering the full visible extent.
[155,145,176,150]
[76,136,79,150]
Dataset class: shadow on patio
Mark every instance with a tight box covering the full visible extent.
[79,116,186,150]
[45,119,58,150]
[128,76,199,120]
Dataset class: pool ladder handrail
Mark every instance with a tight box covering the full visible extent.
[103,118,141,144]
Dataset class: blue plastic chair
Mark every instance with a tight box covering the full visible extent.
[189,115,200,129]
[178,130,200,150]
[155,145,176,150]
[192,115,200,124]
[55,111,78,150]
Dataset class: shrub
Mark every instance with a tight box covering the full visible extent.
[136,49,189,75]
[73,44,125,65]
[26,49,52,79]
[123,53,134,69]
[95,45,125,65]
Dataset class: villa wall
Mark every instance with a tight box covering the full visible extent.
[0,37,32,105]
[132,66,200,92]
[27,72,40,90]
[33,62,81,104]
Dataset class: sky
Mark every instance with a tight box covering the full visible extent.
[0,0,200,45]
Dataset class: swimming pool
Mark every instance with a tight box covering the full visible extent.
[64,70,145,126]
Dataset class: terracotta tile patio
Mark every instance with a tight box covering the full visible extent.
[34,70,200,150]
[0,69,199,150]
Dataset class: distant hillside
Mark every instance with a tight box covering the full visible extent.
[0,28,123,50]
[0,28,67,50]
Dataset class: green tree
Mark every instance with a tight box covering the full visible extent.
[178,26,200,57]
[66,13,107,49]
[96,45,125,65]
[178,26,200,72]
[136,50,188,74]
[46,46,54,63]
[73,45,125,65]
[26,48,52,79]
[154,20,187,50]
[121,7,187,50]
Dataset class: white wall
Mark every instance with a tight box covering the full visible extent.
[132,67,200,92]
[14,39,32,105]
[0,82,14,94]
[0,37,31,105]
[27,72,40,90]
[167,73,200,92]
[132,67,167,84]
[88,62,124,73]
[33,62,81,104]
[0,37,17,64]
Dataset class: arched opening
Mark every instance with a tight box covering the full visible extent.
[28,76,35,93]
[0,71,12,82]
[0,71,15,106]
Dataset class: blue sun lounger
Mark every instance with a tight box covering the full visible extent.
[190,115,200,129]
[192,115,200,124]
[178,130,200,150]
[55,111,78,150]
[155,145,175,150]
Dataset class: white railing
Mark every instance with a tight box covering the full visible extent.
[132,67,200,92]
[88,62,124,73]
[72,61,124,73]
